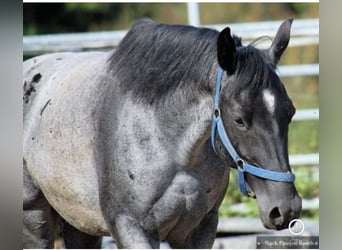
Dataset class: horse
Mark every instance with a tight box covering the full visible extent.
[23,18,302,248]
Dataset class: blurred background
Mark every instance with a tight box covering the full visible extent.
[23,2,319,248]
[23,2,318,33]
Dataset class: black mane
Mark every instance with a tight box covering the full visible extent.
[108,19,220,104]
[108,18,276,104]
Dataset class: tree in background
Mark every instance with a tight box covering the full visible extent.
[24,3,318,35]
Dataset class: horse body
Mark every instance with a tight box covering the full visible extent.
[23,39,229,248]
[23,18,301,248]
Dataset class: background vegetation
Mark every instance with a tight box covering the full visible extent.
[23,3,319,219]
[23,3,318,34]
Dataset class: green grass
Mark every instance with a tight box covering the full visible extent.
[289,120,318,154]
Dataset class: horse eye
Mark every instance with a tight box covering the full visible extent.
[234,117,245,127]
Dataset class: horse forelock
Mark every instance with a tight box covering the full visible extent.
[108,19,218,104]
[233,45,281,92]
[231,44,294,118]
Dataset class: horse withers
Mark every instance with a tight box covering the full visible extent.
[23,18,301,248]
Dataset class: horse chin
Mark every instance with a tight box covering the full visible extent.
[260,216,289,230]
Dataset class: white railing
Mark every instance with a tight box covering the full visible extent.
[278,64,319,77]
[293,108,319,121]
[23,18,319,56]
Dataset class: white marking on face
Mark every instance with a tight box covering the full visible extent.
[263,89,276,114]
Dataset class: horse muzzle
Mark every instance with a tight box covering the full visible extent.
[258,187,302,230]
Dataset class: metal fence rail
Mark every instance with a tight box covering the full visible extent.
[293,109,319,121]
[23,18,319,56]
[290,153,319,166]
[278,64,319,77]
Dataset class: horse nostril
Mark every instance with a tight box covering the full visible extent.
[269,207,281,221]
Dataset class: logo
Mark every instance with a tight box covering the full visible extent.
[288,219,305,235]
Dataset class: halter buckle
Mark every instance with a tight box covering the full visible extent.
[214,108,221,118]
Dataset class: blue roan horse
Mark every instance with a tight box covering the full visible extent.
[23,18,302,248]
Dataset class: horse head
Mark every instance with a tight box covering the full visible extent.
[213,18,302,230]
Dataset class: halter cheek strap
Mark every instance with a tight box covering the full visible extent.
[210,66,295,198]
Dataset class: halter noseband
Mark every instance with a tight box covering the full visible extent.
[210,66,295,198]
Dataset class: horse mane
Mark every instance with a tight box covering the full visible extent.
[108,19,220,104]
[108,18,276,104]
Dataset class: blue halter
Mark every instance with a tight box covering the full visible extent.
[210,66,295,198]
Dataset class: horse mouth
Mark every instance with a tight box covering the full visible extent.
[262,218,290,230]
[263,221,289,230]
[261,209,301,231]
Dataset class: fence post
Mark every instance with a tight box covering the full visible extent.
[187,2,200,26]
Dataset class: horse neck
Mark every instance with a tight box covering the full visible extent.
[156,73,217,168]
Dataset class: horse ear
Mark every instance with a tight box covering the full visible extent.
[268,18,293,65]
[217,27,237,74]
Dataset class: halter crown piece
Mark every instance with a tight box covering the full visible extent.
[210,66,295,198]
